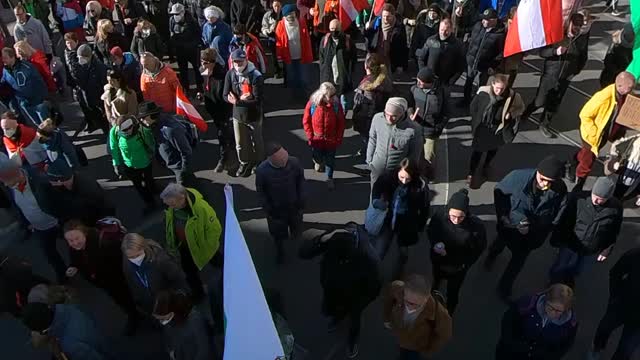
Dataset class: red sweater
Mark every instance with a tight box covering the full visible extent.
[275,17,313,65]
[302,98,345,149]
[29,51,56,92]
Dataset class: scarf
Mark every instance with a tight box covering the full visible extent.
[480,91,506,128]
[391,184,409,230]
[382,19,395,41]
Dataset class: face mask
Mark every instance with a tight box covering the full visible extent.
[3,128,16,137]
[128,253,145,266]
[173,14,184,22]
[331,30,340,39]
[78,57,90,65]
[428,12,438,20]
[159,313,174,326]
[405,305,419,314]
[234,64,247,73]
[142,29,151,37]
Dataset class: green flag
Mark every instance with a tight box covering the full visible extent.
[628,0,640,78]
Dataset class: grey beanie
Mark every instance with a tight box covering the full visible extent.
[77,44,93,58]
[384,97,408,116]
[592,176,616,199]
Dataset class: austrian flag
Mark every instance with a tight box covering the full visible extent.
[176,86,208,132]
[503,0,565,57]
[339,0,371,31]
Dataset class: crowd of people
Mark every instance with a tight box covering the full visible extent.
[0,0,638,359]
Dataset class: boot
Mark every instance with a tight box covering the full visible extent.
[573,177,586,192]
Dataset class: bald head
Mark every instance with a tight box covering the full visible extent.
[615,71,636,96]
[329,19,341,32]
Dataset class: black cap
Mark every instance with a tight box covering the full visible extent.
[417,67,434,83]
[447,188,469,212]
[481,8,498,20]
[427,3,442,14]
[537,155,565,180]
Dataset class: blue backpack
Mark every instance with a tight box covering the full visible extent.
[310,101,340,117]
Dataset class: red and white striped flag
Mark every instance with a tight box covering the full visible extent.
[339,0,371,31]
[503,0,564,57]
[372,0,385,16]
[176,86,208,132]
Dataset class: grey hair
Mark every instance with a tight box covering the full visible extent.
[309,82,336,106]
[160,183,187,201]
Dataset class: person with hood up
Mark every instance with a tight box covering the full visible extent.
[69,44,109,134]
[366,97,423,187]
[372,157,429,280]
[138,101,195,185]
[102,69,139,125]
[299,225,382,359]
[416,17,465,89]
[548,176,622,286]
[198,48,234,173]
[110,46,142,98]
[302,82,345,190]
[255,143,305,264]
[600,22,635,89]
[462,8,506,104]
[121,233,190,315]
[275,4,314,101]
[131,19,167,60]
[84,1,112,39]
[365,3,408,76]
[521,13,589,138]
[161,183,222,301]
[484,155,568,300]
[223,48,265,177]
[13,41,56,93]
[410,3,441,58]
[383,274,453,359]
[1,111,47,170]
[318,19,356,112]
[94,18,129,65]
[140,52,181,113]
[261,0,283,77]
[22,302,112,360]
[496,284,578,360]
[202,6,233,63]
[407,67,448,180]
[352,53,393,159]
[13,4,53,60]
[468,74,524,187]
[169,3,205,93]
[229,23,267,74]
[428,188,486,314]
[112,0,147,41]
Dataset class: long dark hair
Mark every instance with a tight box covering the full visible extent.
[107,69,131,93]
[153,290,193,325]
[397,157,420,187]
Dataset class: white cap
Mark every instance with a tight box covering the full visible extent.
[169,3,185,14]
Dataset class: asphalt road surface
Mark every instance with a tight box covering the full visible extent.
[1,1,639,359]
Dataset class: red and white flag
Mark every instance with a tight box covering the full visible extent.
[339,0,371,31]
[503,0,564,57]
[176,86,208,132]
[372,0,385,16]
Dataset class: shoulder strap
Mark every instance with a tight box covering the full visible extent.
[310,103,316,116]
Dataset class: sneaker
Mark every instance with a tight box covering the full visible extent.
[314,162,326,173]
[214,161,225,173]
[635,197,640,207]
[539,123,554,138]
[611,9,622,16]
[466,175,473,185]
[346,343,359,358]
[327,178,335,190]
[236,163,250,177]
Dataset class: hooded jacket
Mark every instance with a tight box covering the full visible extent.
[466,20,506,72]
[13,15,53,55]
[141,63,181,113]
[28,50,56,92]
[366,112,423,174]
[165,188,222,270]
[1,59,48,105]
[497,294,577,360]
[302,97,346,150]
[352,73,393,134]
[202,19,233,62]
[109,125,155,169]
[40,129,80,173]
[318,32,355,95]
[222,62,264,122]
[148,112,193,171]
[579,84,621,155]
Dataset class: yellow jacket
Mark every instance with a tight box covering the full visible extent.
[580,84,618,155]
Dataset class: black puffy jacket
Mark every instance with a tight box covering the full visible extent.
[539,32,589,80]
[466,20,506,72]
[417,34,465,84]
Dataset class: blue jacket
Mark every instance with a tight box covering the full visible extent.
[113,52,142,94]
[497,294,577,360]
[202,20,233,62]
[49,304,111,360]
[478,0,519,19]
[494,168,567,236]
[41,129,80,177]
[1,60,47,104]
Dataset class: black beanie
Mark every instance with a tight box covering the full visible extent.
[22,302,54,332]
[537,156,565,180]
[417,68,434,83]
[448,188,469,212]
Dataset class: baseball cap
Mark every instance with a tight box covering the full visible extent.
[169,3,185,14]
[481,8,498,20]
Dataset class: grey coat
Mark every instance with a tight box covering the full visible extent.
[366,113,423,174]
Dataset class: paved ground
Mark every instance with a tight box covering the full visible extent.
[1,0,640,359]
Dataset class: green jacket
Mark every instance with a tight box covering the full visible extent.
[165,188,222,270]
[24,0,50,26]
[109,126,155,169]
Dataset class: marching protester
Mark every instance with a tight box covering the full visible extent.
[13,41,56,93]
[549,175,622,286]
[416,17,465,90]
[410,3,441,57]
[169,3,205,93]
[383,274,453,359]
[428,189,486,314]
[302,82,346,190]
[365,3,408,76]
[102,69,139,124]
[600,22,635,89]
[140,52,181,113]
[485,156,568,300]
[318,19,356,111]
[261,0,283,77]
[371,157,430,280]
[256,143,305,264]
[202,5,233,63]
[94,19,129,65]
[229,23,267,74]
[299,226,382,359]
[63,219,139,334]
[496,284,578,360]
[1,47,49,125]
[70,44,110,134]
[1,111,47,170]
[366,97,423,187]
[587,247,640,360]
[131,19,168,60]
[521,13,589,138]
[452,0,476,41]
[468,74,524,186]
[84,1,112,39]
[198,48,234,173]
[223,49,265,177]
[112,0,147,40]
[36,119,81,178]
[13,4,53,60]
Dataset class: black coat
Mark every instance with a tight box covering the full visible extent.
[466,21,506,72]
[352,74,393,135]
[428,209,486,274]
[83,10,112,38]
[550,191,622,255]
[416,34,465,85]
[169,13,202,55]
[470,90,512,151]
[600,45,633,89]
[609,248,640,325]
[230,0,262,30]
[94,32,130,65]
[203,64,232,119]
[410,19,439,57]
[372,171,430,246]
[113,1,147,40]
[538,33,589,81]
[48,173,115,225]
[408,83,448,139]
[69,228,126,290]
[299,228,381,317]
[365,19,408,71]
[131,32,167,60]
[0,256,49,316]
[70,57,108,107]
[318,33,356,96]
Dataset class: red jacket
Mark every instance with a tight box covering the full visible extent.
[302,98,345,149]
[29,51,56,92]
[228,33,267,74]
[275,17,313,65]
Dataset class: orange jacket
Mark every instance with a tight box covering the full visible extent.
[313,0,339,32]
[140,65,180,113]
[275,17,314,65]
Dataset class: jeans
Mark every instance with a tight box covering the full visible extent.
[122,164,156,206]
[233,118,264,166]
[397,348,424,360]
[594,301,640,359]
[548,247,596,285]
[284,60,309,101]
[311,148,336,179]
[176,50,204,92]
[36,226,67,283]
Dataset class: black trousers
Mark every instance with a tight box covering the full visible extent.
[36,226,67,283]
[176,50,204,92]
[594,301,640,359]
[122,164,156,206]
[204,101,233,165]
[96,278,138,320]
[433,266,469,314]
[469,150,497,176]
[524,78,571,124]
[463,67,490,101]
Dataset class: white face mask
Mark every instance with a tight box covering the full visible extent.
[159,313,174,326]
[173,14,184,22]
[3,128,16,137]
[405,305,419,314]
[78,57,90,65]
[128,253,145,266]
[142,29,151,37]
[234,63,247,73]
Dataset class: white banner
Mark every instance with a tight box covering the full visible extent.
[223,184,285,360]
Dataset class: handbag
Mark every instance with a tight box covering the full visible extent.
[364,199,388,236]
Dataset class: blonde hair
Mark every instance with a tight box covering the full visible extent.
[13,40,36,59]
[121,233,163,260]
[136,19,157,34]
[545,283,574,309]
[96,19,114,42]
[309,82,336,106]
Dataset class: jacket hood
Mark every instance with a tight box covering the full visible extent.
[236,61,257,76]
[536,294,574,326]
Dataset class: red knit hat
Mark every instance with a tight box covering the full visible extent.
[110,46,123,57]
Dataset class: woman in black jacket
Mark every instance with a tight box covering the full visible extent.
[63,219,139,333]
[428,188,486,314]
[131,19,167,60]
[299,224,381,358]
[372,157,429,280]
[94,19,129,65]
